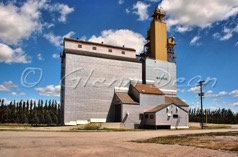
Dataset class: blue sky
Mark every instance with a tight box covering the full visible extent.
[0,0,237,112]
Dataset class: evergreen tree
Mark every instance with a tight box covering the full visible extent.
[45,111,52,124]
[31,112,39,125]
[20,113,28,124]
[38,112,45,124]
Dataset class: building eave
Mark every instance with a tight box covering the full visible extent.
[64,48,141,63]
[64,38,136,52]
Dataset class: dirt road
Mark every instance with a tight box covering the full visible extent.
[0,129,237,157]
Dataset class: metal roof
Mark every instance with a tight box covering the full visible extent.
[165,96,189,107]
[115,93,139,105]
[64,38,136,51]
[64,49,140,63]
[133,84,165,95]
[146,103,169,113]
[145,96,189,113]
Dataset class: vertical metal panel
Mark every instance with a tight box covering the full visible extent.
[62,53,141,123]
[122,94,165,129]
[146,58,176,94]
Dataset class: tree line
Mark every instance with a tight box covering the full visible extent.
[0,99,61,125]
[189,108,238,124]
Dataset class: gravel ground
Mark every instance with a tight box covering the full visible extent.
[0,129,238,157]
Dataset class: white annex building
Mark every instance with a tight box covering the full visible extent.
[60,8,189,129]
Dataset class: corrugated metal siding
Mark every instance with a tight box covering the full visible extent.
[146,58,176,93]
[155,104,189,127]
[122,94,165,128]
[63,53,141,123]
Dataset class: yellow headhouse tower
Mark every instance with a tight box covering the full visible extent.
[145,7,176,62]
[140,6,177,95]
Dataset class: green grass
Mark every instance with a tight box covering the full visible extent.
[205,125,231,129]
[188,124,231,130]
[70,123,142,132]
[135,131,238,151]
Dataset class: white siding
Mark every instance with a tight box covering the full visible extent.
[62,53,141,123]
[146,58,176,95]
[122,94,165,128]
[155,104,189,128]
[65,40,136,59]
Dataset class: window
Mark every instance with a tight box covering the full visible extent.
[139,114,143,120]
[150,115,154,119]
[173,114,178,118]
[78,44,82,48]
[176,107,179,113]
[108,49,112,52]
[92,47,97,50]
[121,51,125,55]
[166,106,170,113]
[145,114,148,119]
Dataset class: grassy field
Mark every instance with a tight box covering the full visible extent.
[0,122,237,132]
[135,131,238,151]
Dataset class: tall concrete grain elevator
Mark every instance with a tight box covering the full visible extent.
[60,7,189,129]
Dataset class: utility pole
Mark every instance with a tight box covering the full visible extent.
[198,81,205,129]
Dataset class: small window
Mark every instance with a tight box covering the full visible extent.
[145,114,148,119]
[92,47,97,50]
[173,114,178,118]
[166,106,170,113]
[108,49,112,52]
[150,115,154,119]
[139,113,143,120]
[78,44,82,48]
[121,51,125,55]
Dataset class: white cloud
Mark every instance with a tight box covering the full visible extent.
[190,36,201,46]
[0,1,74,64]
[204,90,214,98]
[0,0,74,45]
[232,102,238,106]
[57,4,74,23]
[0,43,31,64]
[213,27,235,41]
[216,91,228,97]
[46,3,74,23]
[52,53,60,59]
[177,88,186,93]
[0,85,9,91]
[118,0,124,5]
[0,0,46,45]
[204,90,228,98]
[79,36,87,41]
[37,53,44,61]
[39,2,74,23]
[235,42,238,46]
[187,86,200,93]
[234,26,238,33]
[160,0,238,31]
[175,26,192,33]
[64,31,75,38]
[0,81,18,91]
[147,0,160,2]
[132,1,150,21]
[125,8,130,14]
[44,33,62,47]
[89,29,146,53]
[44,31,75,47]
[206,90,213,94]
[35,85,61,97]
[44,23,55,29]
[0,98,11,104]
[230,90,238,97]
[11,92,26,96]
